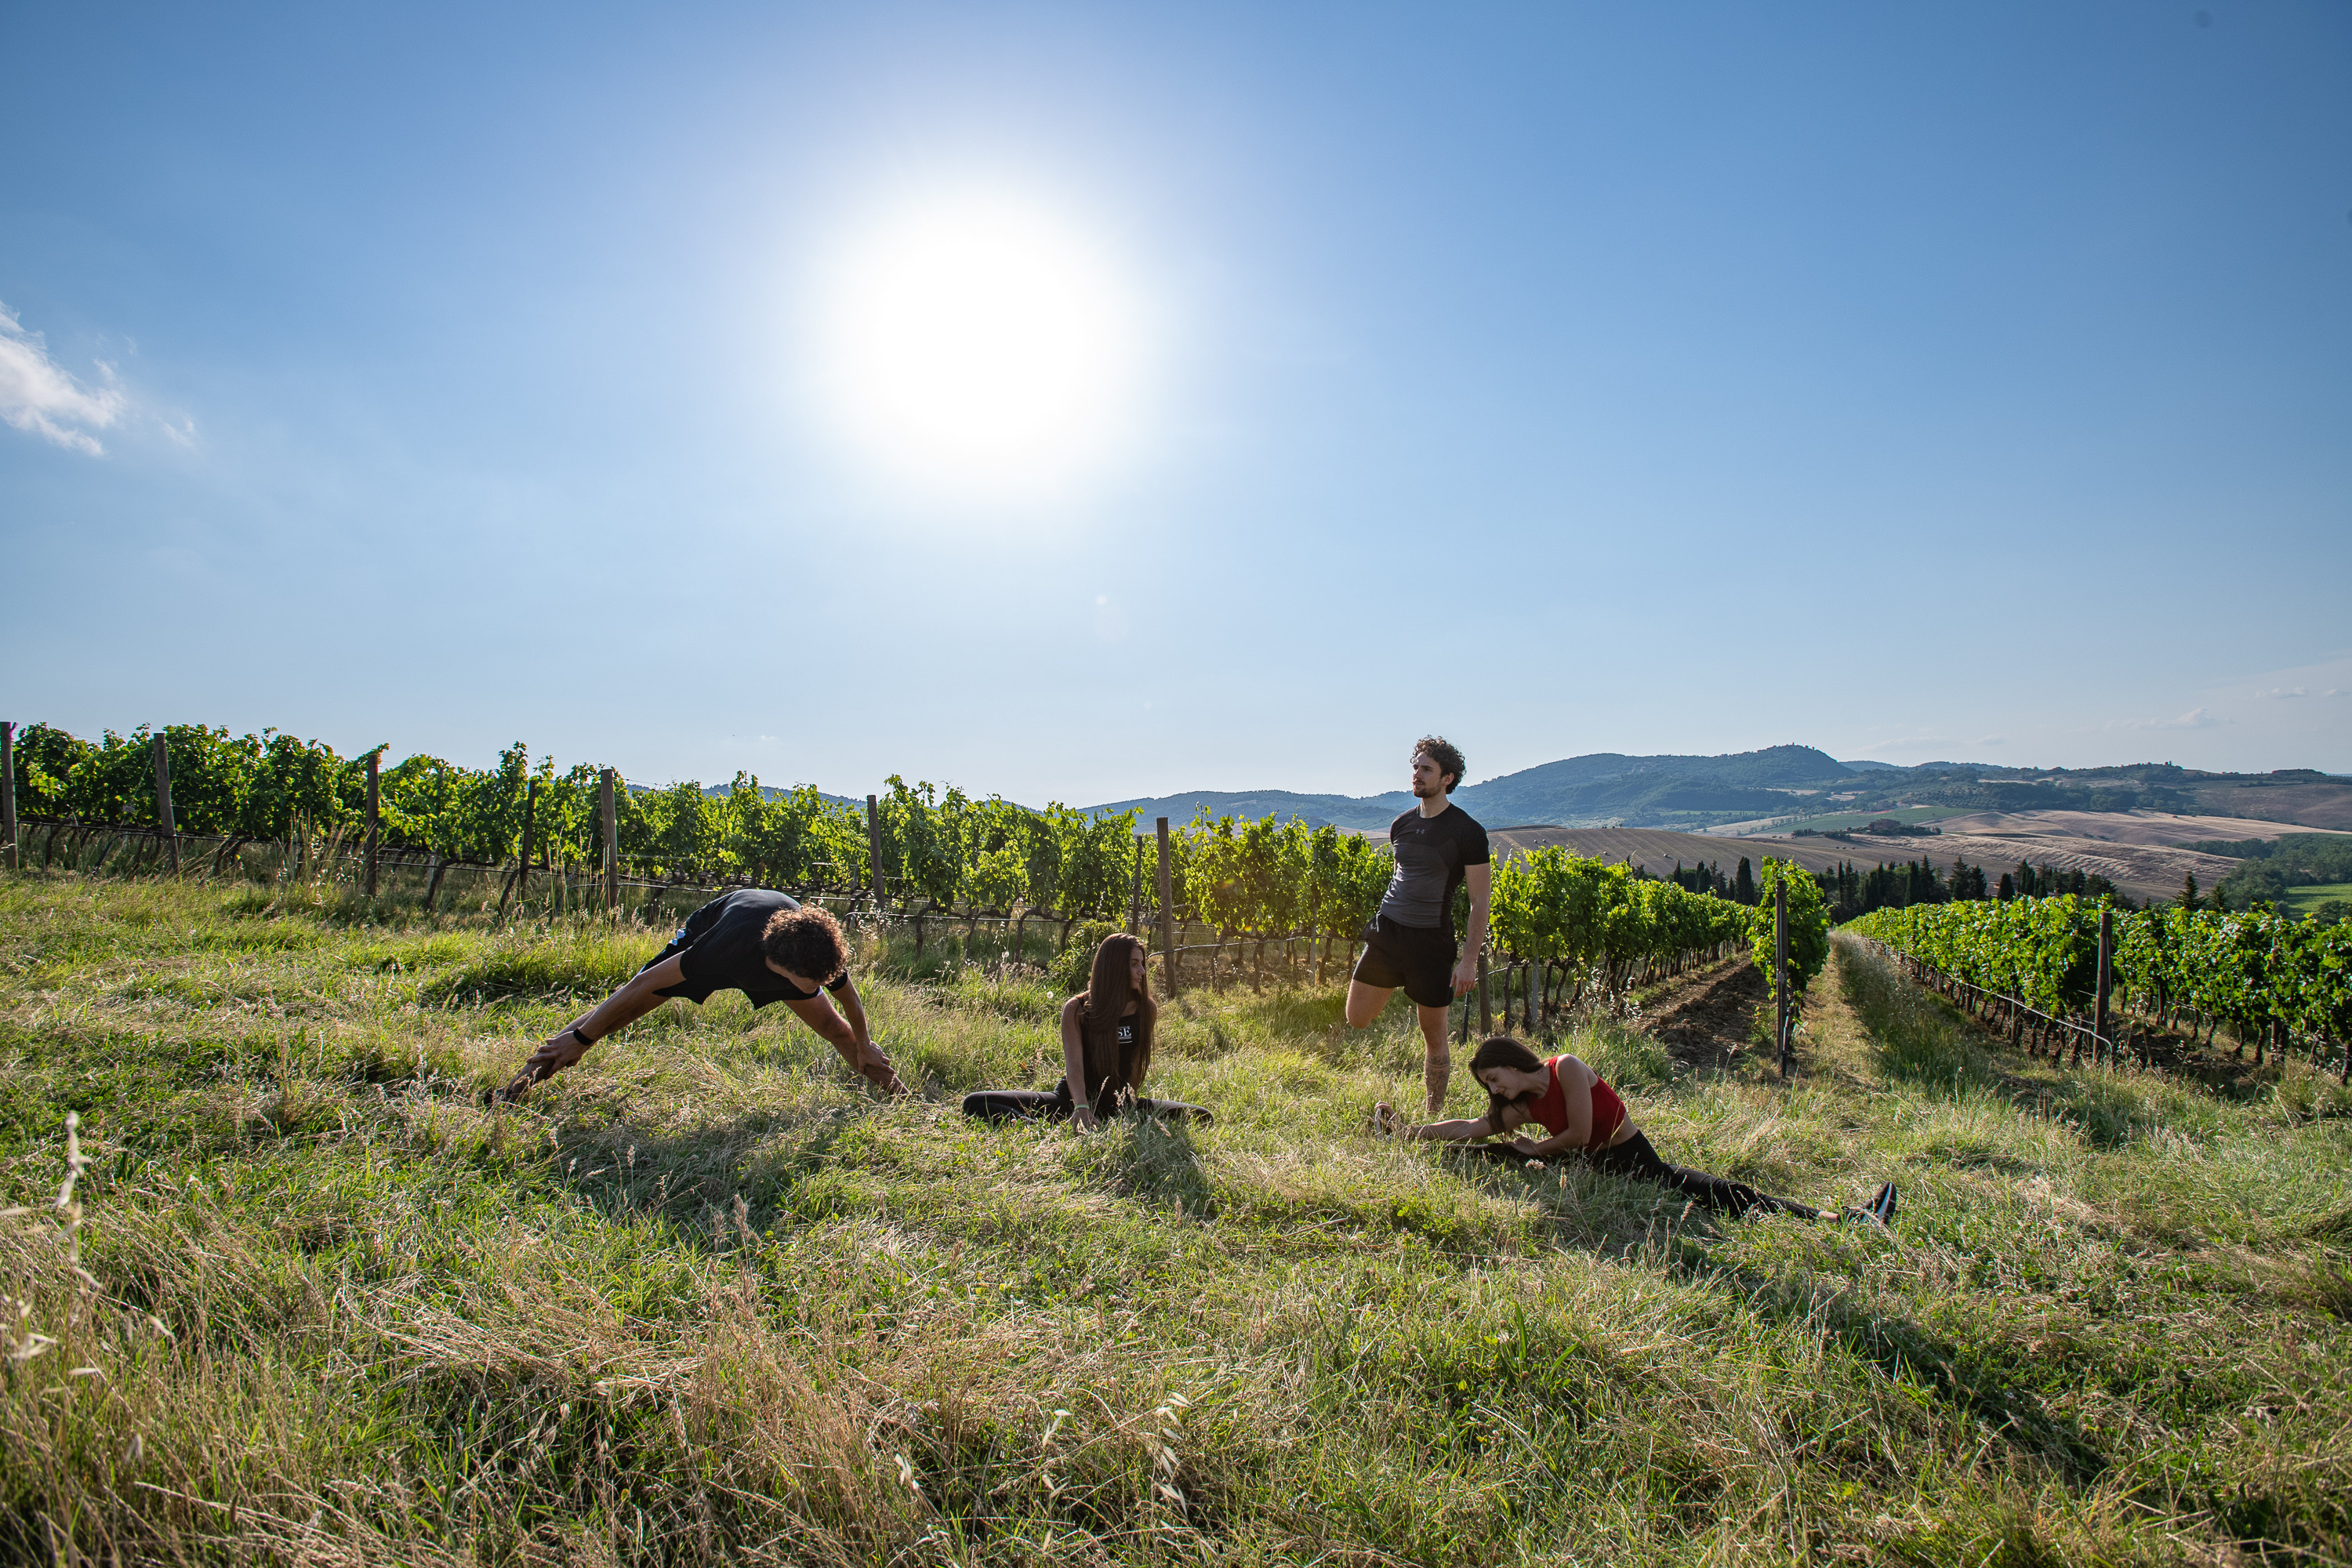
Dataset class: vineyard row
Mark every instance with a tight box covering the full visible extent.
[1844,897,2352,1080]
[2,720,1835,1029]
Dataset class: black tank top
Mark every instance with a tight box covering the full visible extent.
[1070,1007,1141,1106]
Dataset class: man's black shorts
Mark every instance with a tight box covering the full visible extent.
[1351,914,1459,1009]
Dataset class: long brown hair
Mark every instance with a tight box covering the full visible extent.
[1077,931,1156,1112]
[1471,1034,1548,1132]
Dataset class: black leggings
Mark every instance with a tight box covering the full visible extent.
[1461,1131,1820,1218]
[961,1083,1212,1126]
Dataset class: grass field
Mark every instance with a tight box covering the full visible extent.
[4,873,2350,1565]
[2283,883,2352,919]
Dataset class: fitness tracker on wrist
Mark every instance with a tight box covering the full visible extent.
[568,1025,595,1049]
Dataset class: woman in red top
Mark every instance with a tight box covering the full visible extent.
[1377,1036,1895,1223]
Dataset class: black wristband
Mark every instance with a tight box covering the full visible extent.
[568,1025,595,1049]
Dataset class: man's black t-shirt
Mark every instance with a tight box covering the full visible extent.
[647,889,851,1008]
[1377,804,1490,931]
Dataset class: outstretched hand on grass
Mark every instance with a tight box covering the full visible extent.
[854,1040,909,1096]
[502,1028,590,1102]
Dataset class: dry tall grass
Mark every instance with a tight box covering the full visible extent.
[2,879,2347,1563]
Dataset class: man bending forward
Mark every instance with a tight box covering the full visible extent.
[1345,735,1490,1115]
[502,890,904,1100]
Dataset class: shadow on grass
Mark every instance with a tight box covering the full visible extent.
[538,1090,1218,1241]
[1064,1109,1216,1218]
[1670,1249,2111,1486]
[528,1098,873,1236]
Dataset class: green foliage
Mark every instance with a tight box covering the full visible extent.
[2280,835,2352,884]
[1747,858,1831,998]
[1051,919,1127,992]
[1490,847,1748,1004]
[1171,811,1387,946]
[2190,835,2352,884]
[8,720,1154,917]
[13,722,376,839]
[1849,896,2352,1056]
[2216,858,2292,913]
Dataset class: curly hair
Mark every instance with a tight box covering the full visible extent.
[760,902,850,985]
[1414,735,1467,793]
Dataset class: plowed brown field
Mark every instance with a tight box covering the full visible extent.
[1481,823,2242,906]
[1924,808,2352,844]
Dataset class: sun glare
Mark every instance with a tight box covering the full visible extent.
[817,191,1144,502]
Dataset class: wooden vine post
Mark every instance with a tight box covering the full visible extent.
[1476,949,1491,1034]
[1156,816,1178,996]
[865,793,884,913]
[600,768,619,911]
[1774,878,1791,1078]
[151,734,180,875]
[499,779,537,918]
[519,778,536,899]
[1,721,16,872]
[2093,908,2114,1068]
[1127,838,1144,934]
[364,750,381,898]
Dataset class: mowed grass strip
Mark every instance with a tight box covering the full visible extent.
[2,875,2348,1565]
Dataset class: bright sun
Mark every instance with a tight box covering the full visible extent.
[817,191,1144,501]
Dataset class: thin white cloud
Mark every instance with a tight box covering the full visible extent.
[2111,707,2224,731]
[1975,735,2005,745]
[2256,687,2310,700]
[0,300,126,456]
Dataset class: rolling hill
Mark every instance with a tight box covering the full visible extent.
[1084,751,2352,837]
[1088,745,1861,830]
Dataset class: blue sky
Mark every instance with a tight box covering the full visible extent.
[4,2,2347,803]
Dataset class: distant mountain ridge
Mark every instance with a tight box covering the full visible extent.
[700,750,2352,837]
[1087,745,1865,831]
[1081,750,2352,835]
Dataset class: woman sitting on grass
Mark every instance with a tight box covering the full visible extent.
[1374,1036,1894,1223]
[502,891,905,1101]
[963,932,1210,1129]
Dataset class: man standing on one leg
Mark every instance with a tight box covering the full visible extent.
[1345,736,1490,1116]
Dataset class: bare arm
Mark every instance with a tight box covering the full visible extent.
[1505,1056,1595,1157]
[503,953,685,1099]
[1398,1098,1534,1143]
[1451,862,1492,995]
[786,978,906,1094]
[1060,996,1098,1130]
[1403,1112,1503,1142]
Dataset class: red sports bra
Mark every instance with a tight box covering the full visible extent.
[1525,1056,1628,1150]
